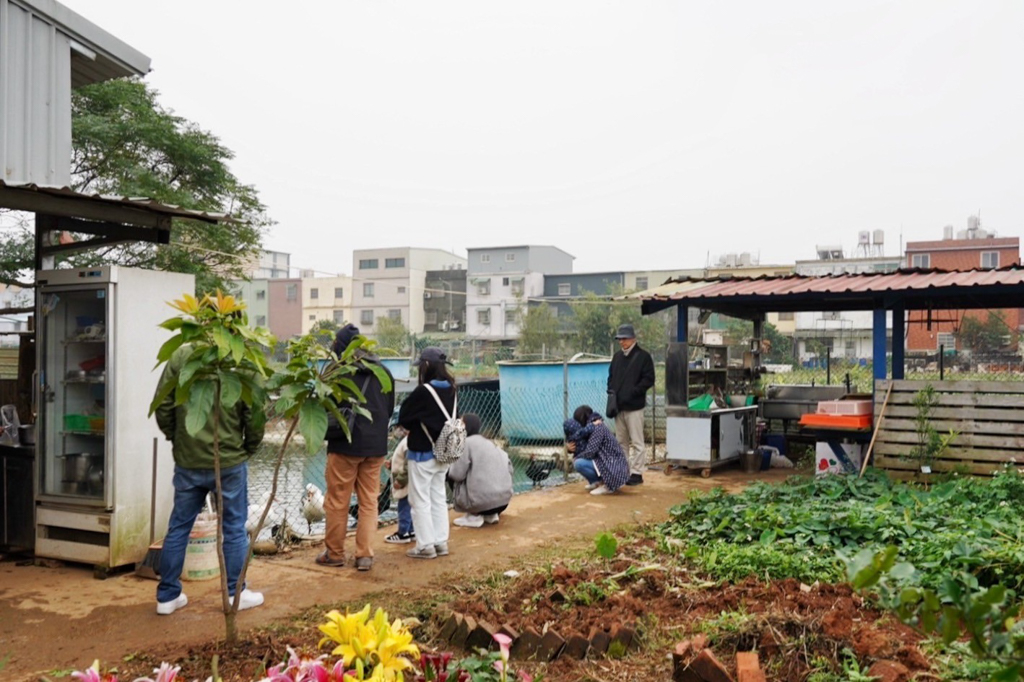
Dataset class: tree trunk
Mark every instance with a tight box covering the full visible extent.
[211,390,238,646]
[235,416,298,599]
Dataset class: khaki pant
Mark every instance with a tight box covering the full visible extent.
[324,453,383,560]
[614,408,646,476]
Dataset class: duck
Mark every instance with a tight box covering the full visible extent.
[525,456,557,487]
[246,490,286,536]
[301,483,326,533]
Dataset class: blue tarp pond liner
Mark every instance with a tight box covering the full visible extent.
[497,358,611,442]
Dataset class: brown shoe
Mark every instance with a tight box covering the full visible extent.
[355,557,373,571]
[315,551,345,567]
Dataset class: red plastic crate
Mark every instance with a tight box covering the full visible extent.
[799,413,872,430]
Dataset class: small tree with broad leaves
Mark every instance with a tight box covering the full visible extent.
[148,292,390,645]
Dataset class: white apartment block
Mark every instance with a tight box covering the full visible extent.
[244,249,291,279]
[793,250,902,360]
[232,279,270,328]
[466,245,574,340]
[351,248,467,334]
[301,275,353,334]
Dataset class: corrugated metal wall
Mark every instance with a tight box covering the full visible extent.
[0,0,73,187]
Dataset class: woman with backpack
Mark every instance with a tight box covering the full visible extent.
[398,346,459,559]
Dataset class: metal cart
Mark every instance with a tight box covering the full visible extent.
[664,405,758,477]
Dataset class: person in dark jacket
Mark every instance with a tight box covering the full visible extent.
[318,324,395,571]
[398,346,457,559]
[607,324,655,485]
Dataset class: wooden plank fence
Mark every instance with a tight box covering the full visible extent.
[873,379,1024,479]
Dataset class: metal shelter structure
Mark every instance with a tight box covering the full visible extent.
[637,267,1024,381]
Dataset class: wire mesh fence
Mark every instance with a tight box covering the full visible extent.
[246,362,668,538]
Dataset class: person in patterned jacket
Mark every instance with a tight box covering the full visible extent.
[564,405,630,495]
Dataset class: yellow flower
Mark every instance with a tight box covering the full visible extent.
[168,293,201,315]
[318,605,420,680]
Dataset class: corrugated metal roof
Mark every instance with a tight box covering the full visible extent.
[0,180,232,223]
[639,267,1024,314]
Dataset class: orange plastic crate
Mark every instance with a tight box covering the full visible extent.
[799,413,872,429]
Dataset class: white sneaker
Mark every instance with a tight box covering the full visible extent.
[585,482,601,491]
[483,513,500,524]
[156,593,188,615]
[453,514,484,528]
[590,485,613,496]
[234,588,264,611]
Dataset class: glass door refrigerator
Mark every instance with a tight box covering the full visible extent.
[35,266,194,574]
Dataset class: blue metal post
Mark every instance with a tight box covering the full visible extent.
[891,305,905,380]
[873,308,887,381]
[677,305,689,344]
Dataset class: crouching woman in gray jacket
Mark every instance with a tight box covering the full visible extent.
[448,413,514,528]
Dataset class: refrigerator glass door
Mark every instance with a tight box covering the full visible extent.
[39,287,109,503]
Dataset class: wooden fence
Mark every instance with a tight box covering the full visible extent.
[873,379,1024,478]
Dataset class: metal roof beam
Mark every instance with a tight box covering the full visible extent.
[0,185,173,229]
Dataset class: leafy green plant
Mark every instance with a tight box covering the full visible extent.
[908,384,957,469]
[595,532,618,559]
[149,292,390,645]
[848,547,1024,682]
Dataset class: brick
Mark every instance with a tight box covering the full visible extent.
[736,651,765,682]
[691,633,708,652]
[672,657,703,682]
[510,627,542,661]
[609,623,636,651]
[498,624,520,642]
[548,588,567,603]
[562,632,590,660]
[452,615,476,648]
[438,613,460,642]
[465,620,499,651]
[537,629,566,661]
[690,649,734,682]
[588,626,611,657]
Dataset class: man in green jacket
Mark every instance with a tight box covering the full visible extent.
[153,345,266,615]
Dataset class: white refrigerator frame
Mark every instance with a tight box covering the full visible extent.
[35,266,194,572]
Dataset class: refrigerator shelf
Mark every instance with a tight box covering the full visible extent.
[61,430,105,437]
[62,337,107,344]
[62,379,106,385]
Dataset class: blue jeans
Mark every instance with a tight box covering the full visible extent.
[397,497,413,535]
[574,458,600,484]
[158,463,249,603]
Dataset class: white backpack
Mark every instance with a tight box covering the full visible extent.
[420,384,466,465]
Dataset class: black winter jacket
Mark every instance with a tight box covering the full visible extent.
[326,358,395,457]
[608,344,655,412]
[398,381,457,453]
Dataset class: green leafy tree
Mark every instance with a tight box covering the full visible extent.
[609,284,668,359]
[568,289,616,355]
[148,291,389,645]
[722,317,793,363]
[0,78,268,292]
[958,311,1015,354]
[516,301,562,358]
[310,319,341,348]
[373,316,410,355]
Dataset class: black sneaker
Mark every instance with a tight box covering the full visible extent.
[385,531,415,544]
[626,473,644,486]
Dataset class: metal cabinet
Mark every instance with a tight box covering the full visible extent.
[1,444,34,551]
[665,405,758,477]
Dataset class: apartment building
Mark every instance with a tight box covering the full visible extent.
[301,274,353,334]
[465,246,574,340]
[905,220,1021,351]
[539,271,625,324]
[793,246,902,360]
[232,279,270,328]
[351,248,466,334]
[423,267,467,333]
[243,249,291,280]
[267,278,303,341]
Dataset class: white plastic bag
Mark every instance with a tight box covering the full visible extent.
[0,405,20,446]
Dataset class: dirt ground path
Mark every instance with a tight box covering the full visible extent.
[0,466,794,681]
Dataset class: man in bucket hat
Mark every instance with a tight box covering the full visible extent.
[607,324,655,485]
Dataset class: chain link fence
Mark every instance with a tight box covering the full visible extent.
[246,363,668,538]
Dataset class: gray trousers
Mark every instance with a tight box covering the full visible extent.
[614,408,646,476]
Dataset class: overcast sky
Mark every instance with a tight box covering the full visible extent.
[62,1,1024,276]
